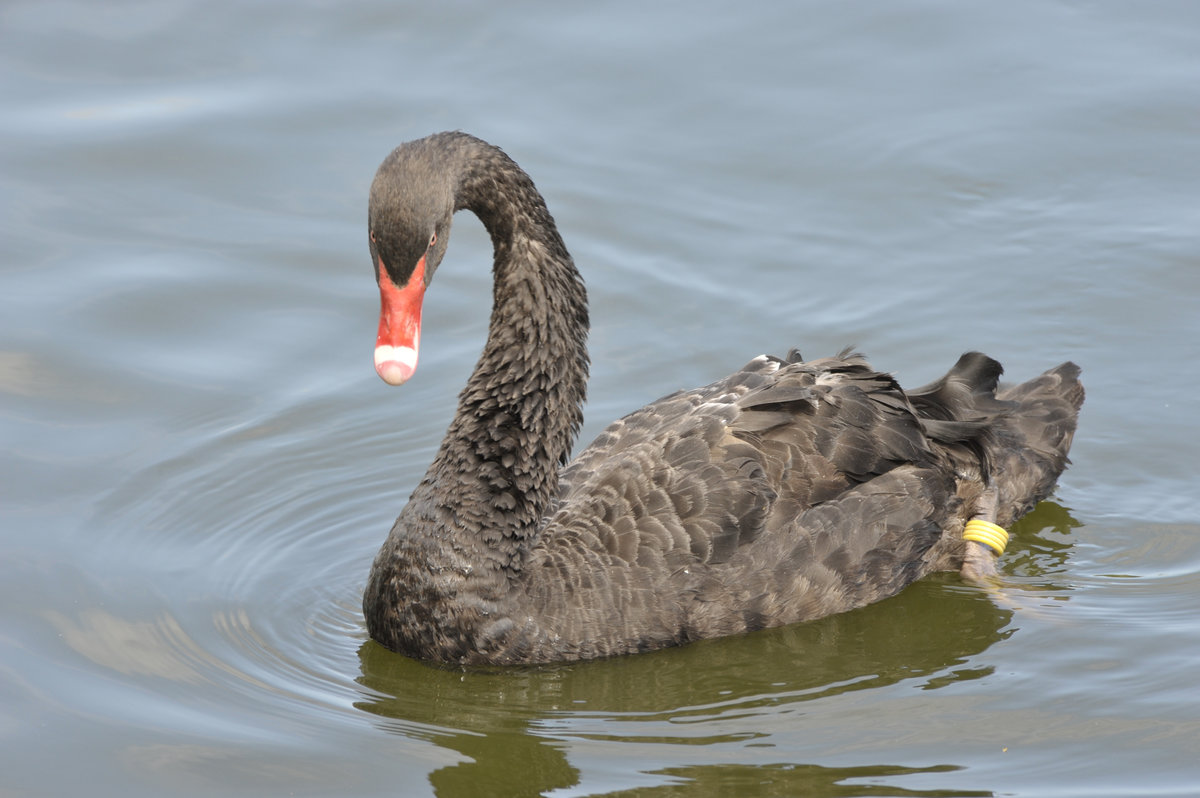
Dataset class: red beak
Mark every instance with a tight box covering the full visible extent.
[374,255,426,385]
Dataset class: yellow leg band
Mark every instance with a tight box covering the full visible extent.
[964,519,1009,555]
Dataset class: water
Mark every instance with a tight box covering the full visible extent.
[3,1,1199,796]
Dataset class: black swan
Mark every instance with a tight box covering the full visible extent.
[362,131,1083,665]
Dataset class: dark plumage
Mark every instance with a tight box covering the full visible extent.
[361,132,1084,665]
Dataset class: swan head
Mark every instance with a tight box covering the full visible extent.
[367,137,458,385]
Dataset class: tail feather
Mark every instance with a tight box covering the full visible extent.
[903,353,1083,527]
[989,361,1084,524]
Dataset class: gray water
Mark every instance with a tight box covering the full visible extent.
[3,2,1199,796]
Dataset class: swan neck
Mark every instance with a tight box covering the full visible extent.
[421,138,589,568]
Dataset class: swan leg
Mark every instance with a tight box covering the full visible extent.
[960,486,1002,582]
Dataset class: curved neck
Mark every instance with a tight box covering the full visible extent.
[411,136,589,571]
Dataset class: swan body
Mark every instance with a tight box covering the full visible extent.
[362,132,1083,665]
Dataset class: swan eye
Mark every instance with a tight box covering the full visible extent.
[369,230,377,244]
[428,231,437,248]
